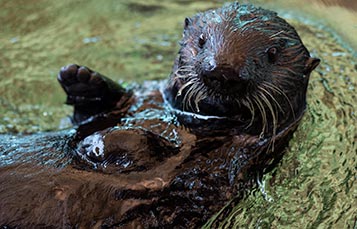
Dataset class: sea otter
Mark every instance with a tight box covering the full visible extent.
[0,2,319,228]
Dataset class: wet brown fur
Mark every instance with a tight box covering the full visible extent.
[0,2,319,228]
[165,3,319,141]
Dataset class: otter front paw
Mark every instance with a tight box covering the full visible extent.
[58,64,117,105]
[57,64,126,124]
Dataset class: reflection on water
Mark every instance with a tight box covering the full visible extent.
[0,130,74,168]
[0,0,356,228]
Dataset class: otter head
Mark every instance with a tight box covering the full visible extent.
[165,3,319,136]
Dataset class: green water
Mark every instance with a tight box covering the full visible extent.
[1,0,356,228]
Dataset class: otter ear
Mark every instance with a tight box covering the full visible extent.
[304,57,320,75]
[184,17,192,29]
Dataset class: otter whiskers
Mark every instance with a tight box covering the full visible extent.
[174,65,209,112]
[263,82,296,120]
[243,97,256,128]
[257,90,278,152]
[173,65,297,151]
[252,95,268,139]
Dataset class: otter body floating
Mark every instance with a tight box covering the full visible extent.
[0,2,319,228]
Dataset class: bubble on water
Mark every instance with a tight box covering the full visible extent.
[82,36,101,44]
[10,37,19,43]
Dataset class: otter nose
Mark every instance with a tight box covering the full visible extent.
[202,57,217,73]
[202,57,248,80]
[202,63,247,81]
[201,62,248,94]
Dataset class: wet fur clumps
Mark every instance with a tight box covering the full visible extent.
[0,2,320,228]
[165,2,319,140]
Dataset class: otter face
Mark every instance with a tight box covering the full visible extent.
[165,3,319,135]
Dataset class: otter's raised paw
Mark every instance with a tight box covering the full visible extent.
[58,64,126,124]
[58,64,113,105]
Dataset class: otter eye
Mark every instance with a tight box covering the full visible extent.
[198,34,206,48]
[267,47,278,63]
